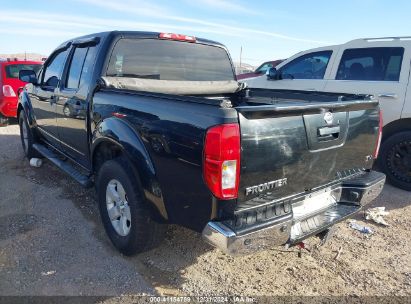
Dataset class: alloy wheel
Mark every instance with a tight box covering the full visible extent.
[106,179,132,236]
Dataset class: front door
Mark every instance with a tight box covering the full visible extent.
[31,48,70,147]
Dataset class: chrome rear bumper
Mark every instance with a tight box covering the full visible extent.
[202,220,291,256]
[202,171,385,255]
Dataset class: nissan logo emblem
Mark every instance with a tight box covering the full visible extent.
[324,112,334,125]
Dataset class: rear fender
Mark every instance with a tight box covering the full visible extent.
[92,117,168,221]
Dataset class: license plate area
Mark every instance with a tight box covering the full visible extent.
[292,188,337,220]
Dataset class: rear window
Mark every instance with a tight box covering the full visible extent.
[106,38,234,81]
[336,47,404,81]
[5,64,42,79]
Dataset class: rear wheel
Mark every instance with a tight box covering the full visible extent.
[379,131,411,191]
[19,110,39,159]
[63,105,71,117]
[96,156,166,255]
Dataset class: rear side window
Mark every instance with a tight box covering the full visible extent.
[79,46,97,89]
[5,64,41,79]
[280,51,332,80]
[336,47,404,81]
[106,38,234,81]
[66,47,89,89]
[65,46,97,90]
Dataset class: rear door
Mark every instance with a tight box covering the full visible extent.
[236,94,380,203]
[324,45,409,125]
[55,44,97,168]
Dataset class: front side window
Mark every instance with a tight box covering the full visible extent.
[280,51,332,80]
[336,47,404,81]
[106,38,234,81]
[43,49,69,88]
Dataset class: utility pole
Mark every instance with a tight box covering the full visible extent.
[239,46,242,70]
[24,51,27,61]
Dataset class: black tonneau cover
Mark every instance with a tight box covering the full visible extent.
[102,77,241,96]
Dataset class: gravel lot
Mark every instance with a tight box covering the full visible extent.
[0,123,410,299]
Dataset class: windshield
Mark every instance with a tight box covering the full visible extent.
[5,64,42,79]
[255,62,273,74]
[107,38,235,81]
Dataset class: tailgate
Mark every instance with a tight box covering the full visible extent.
[236,97,380,203]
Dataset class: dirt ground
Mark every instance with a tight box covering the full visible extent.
[0,123,410,300]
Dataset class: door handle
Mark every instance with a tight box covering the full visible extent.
[50,95,58,104]
[318,126,340,137]
[378,93,398,99]
[318,126,340,141]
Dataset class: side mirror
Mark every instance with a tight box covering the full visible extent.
[19,70,38,85]
[266,67,279,80]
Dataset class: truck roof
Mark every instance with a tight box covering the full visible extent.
[346,36,411,44]
[56,30,227,50]
[281,36,411,62]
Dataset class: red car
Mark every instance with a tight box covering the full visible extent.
[0,59,42,124]
[236,59,283,80]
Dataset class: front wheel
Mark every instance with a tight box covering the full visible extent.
[19,110,39,159]
[379,131,411,191]
[96,156,166,255]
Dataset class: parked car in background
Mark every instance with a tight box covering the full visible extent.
[18,31,384,256]
[0,59,42,124]
[242,37,411,191]
[236,67,254,75]
[236,59,283,80]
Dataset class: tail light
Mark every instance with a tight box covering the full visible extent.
[373,110,383,159]
[203,124,240,199]
[2,85,16,97]
[159,33,196,42]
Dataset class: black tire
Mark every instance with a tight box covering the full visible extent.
[379,131,411,191]
[19,110,40,159]
[96,156,166,255]
[0,113,8,126]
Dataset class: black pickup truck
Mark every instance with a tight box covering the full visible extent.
[18,31,385,255]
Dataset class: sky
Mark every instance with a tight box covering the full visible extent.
[1,0,410,66]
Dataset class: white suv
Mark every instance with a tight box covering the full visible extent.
[243,37,411,191]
